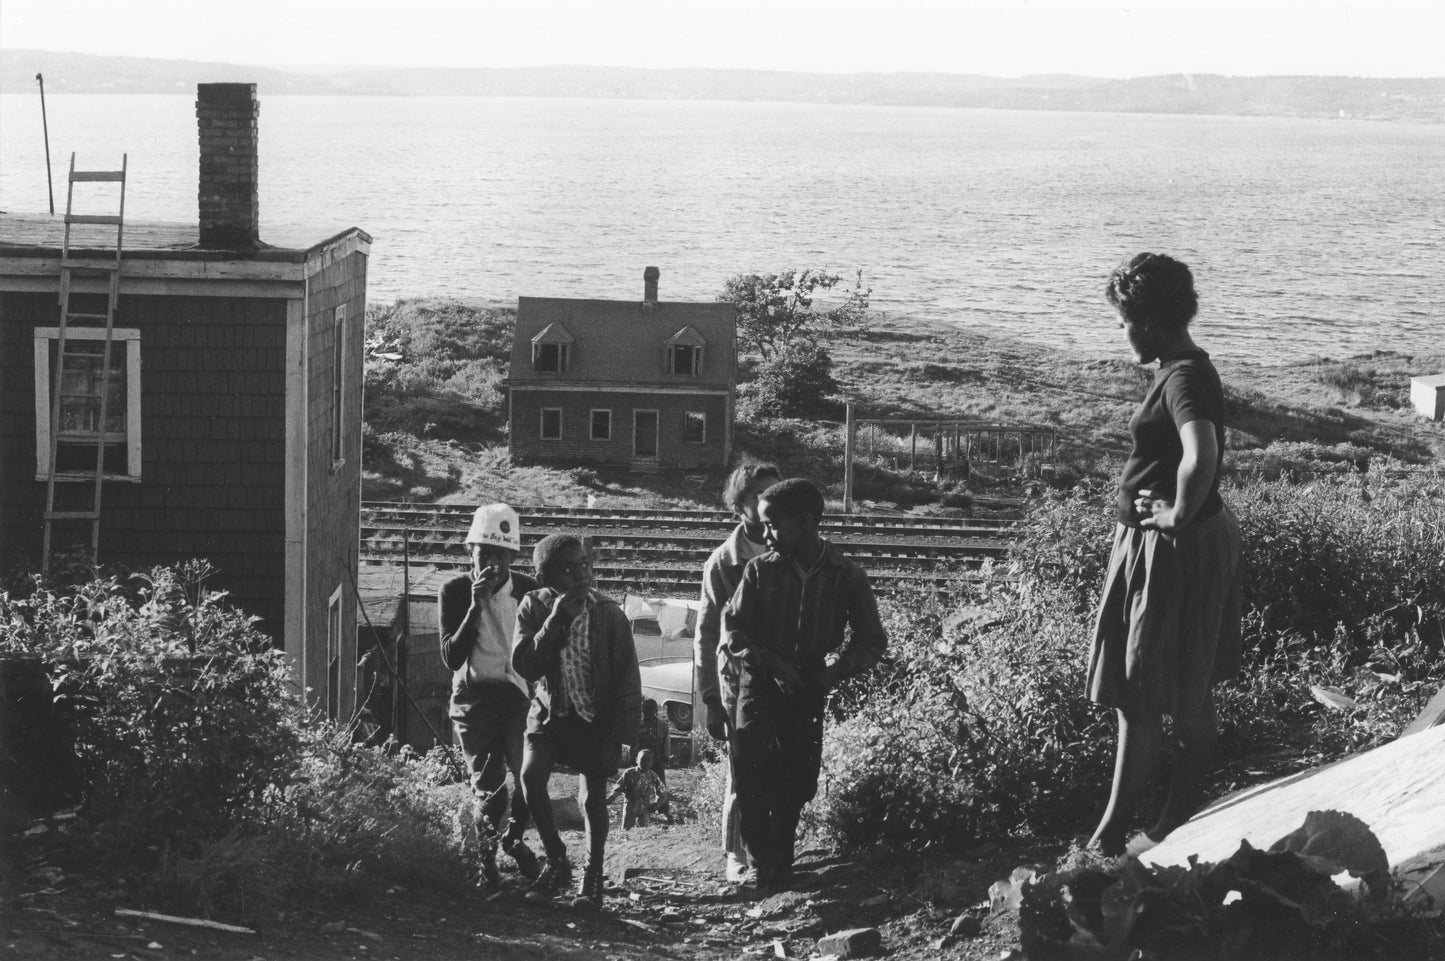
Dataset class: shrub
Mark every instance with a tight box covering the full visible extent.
[737,341,844,420]
[815,470,1445,852]
[817,583,1114,849]
[0,561,304,864]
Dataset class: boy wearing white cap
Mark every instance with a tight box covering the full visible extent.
[439,503,541,891]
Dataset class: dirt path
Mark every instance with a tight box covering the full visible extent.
[4,820,1045,961]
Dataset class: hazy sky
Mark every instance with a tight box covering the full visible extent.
[3,0,1442,79]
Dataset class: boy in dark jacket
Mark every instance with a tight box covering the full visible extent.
[438,503,540,890]
[722,479,887,891]
[695,460,781,881]
[513,534,641,909]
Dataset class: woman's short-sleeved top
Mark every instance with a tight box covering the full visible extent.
[1116,350,1226,527]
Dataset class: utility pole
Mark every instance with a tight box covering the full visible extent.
[843,403,856,513]
[37,74,55,215]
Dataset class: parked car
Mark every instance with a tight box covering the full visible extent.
[638,655,703,767]
[624,595,700,661]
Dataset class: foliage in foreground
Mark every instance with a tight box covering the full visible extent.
[815,470,1445,851]
[1,564,469,920]
[1018,811,1439,960]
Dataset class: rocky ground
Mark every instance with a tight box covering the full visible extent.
[3,810,1062,961]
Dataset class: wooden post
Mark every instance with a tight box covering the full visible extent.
[910,422,917,472]
[36,74,54,215]
[395,529,410,746]
[843,403,856,513]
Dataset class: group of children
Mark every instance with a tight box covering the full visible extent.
[437,465,887,908]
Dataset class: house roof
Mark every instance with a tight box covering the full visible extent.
[665,325,707,347]
[532,322,576,344]
[0,213,371,263]
[509,296,737,390]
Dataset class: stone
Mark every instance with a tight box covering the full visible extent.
[816,927,882,959]
[949,913,982,938]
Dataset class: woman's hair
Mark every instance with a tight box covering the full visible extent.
[723,460,782,513]
[1105,253,1198,330]
[532,532,584,585]
[759,478,825,524]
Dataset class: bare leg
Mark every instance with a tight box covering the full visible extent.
[521,737,566,860]
[1151,692,1218,840]
[1088,706,1164,856]
[578,772,610,868]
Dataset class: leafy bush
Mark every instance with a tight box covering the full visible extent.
[146,731,471,921]
[0,562,304,863]
[2,562,477,921]
[818,583,1114,848]
[737,340,844,420]
[816,470,1445,852]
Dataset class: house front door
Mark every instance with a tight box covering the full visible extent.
[633,410,659,461]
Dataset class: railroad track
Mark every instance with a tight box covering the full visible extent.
[361,501,1019,596]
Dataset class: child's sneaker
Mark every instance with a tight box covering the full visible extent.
[570,863,604,910]
[725,853,749,883]
[504,837,541,880]
[524,855,572,902]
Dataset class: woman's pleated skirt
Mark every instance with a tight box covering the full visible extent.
[1086,505,1242,717]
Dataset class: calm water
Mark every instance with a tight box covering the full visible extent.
[2,94,1442,364]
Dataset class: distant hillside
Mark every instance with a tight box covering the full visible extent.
[4,49,1443,122]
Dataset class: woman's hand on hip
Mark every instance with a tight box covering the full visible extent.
[1135,489,1186,532]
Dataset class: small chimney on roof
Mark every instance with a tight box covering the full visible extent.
[643,266,660,306]
[196,82,259,250]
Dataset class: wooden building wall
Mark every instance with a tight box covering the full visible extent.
[509,388,729,469]
[0,289,288,635]
[299,250,366,719]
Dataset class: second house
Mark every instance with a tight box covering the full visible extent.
[506,267,736,470]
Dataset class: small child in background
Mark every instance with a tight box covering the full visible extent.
[608,748,667,829]
[636,698,669,784]
[513,534,641,909]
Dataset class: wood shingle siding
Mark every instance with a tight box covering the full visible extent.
[506,275,738,470]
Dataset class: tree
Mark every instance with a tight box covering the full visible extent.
[737,340,842,420]
[718,269,871,361]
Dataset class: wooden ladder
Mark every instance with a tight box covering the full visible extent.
[42,153,128,573]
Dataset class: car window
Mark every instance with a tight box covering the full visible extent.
[631,617,662,636]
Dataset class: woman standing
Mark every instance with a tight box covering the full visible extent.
[1086,253,1242,857]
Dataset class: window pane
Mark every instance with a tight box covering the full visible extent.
[591,410,611,440]
[671,345,699,375]
[541,409,562,439]
[684,411,705,443]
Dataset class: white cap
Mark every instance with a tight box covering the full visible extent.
[465,503,521,552]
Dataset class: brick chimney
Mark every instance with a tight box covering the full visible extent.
[644,266,659,305]
[196,83,259,249]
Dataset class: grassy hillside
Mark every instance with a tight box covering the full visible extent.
[362,297,1445,508]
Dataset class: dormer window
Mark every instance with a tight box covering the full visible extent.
[531,322,574,373]
[669,344,700,375]
[664,326,706,376]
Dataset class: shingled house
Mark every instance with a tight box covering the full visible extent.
[507,268,737,470]
[0,83,369,721]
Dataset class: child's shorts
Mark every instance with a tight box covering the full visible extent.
[526,711,620,780]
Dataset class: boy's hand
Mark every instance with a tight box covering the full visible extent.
[549,587,590,625]
[704,701,730,741]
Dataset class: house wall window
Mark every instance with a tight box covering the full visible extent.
[540,408,563,440]
[668,344,702,376]
[331,304,346,468]
[326,585,343,722]
[590,409,612,441]
[33,327,142,480]
[533,343,569,373]
[684,411,707,444]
